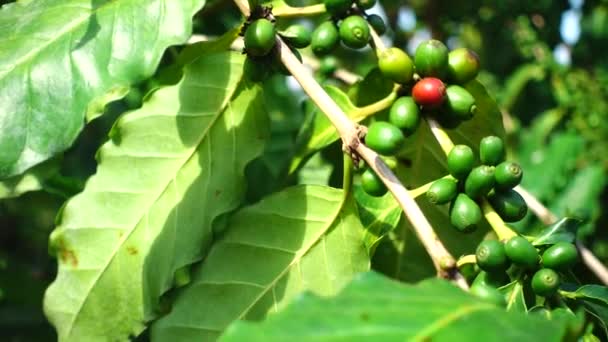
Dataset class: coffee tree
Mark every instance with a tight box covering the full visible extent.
[1,0,608,341]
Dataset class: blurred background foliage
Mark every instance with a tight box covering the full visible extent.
[1,0,608,340]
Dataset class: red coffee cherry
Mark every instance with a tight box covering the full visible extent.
[412,77,446,108]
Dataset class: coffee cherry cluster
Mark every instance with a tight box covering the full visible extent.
[471,237,579,305]
[311,0,384,56]
[426,136,526,233]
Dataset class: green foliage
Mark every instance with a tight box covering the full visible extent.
[151,186,369,340]
[221,272,574,341]
[43,52,269,341]
[0,0,205,178]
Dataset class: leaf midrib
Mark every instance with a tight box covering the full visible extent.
[411,302,492,340]
[235,189,345,321]
[63,67,243,337]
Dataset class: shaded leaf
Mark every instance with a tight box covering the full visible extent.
[354,187,401,254]
[0,0,204,178]
[220,271,572,341]
[151,185,369,341]
[532,218,581,246]
[43,52,269,341]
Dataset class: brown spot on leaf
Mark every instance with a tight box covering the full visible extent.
[127,246,138,255]
[56,239,78,267]
[215,190,222,197]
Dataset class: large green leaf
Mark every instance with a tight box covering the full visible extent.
[151,185,369,341]
[0,0,204,178]
[43,52,269,341]
[220,271,572,341]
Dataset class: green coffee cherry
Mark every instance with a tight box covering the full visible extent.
[494,161,523,190]
[361,168,387,197]
[488,189,527,222]
[449,193,482,233]
[531,268,561,297]
[505,236,539,269]
[445,85,476,120]
[356,0,376,10]
[426,178,458,205]
[282,24,312,48]
[378,47,414,84]
[324,0,353,16]
[470,283,506,306]
[389,96,420,135]
[311,21,340,56]
[472,271,510,288]
[479,136,505,166]
[367,14,386,35]
[476,240,510,272]
[244,19,276,57]
[464,165,495,199]
[448,48,480,84]
[542,242,578,271]
[319,56,339,75]
[414,39,449,78]
[339,15,370,49]
[447,145,476,180]
[365,121,405,156]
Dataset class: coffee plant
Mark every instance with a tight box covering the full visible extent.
[2,0,608,341]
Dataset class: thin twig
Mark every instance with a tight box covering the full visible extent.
[516,185,608,285]
[231,1,467,288]
[272,4,325,18]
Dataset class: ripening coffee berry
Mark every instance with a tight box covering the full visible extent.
[472,271,510,288]
[445,85,476,120]
[449,193,482,233]
[361,167,387,196]
[542,242,578,271]
[282,24,312,48]
[476,240,510,272]
[531,268,561,297]
[378,47,414,84]
[505,236,539,269]
[389,96,420,135]
[488,189,527,222]
[414,39,449,78]
[367,14,386,35]
[356,0,376,10]
[339,15,370,49]
[244,19,276,57]
[464,165,495,199]
[426,178,458,205]
[494,161,523,190]
[324,0,353,16]
[470,283,506,306]
[447,145,475,180]
[311,21,340,56]
[412,77,446,107]
[448,48,480,84]
[479,136,505,166]
[365,121,405,156]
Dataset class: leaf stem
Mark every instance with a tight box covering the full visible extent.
[480,199,517,241]
[342,154,354,197]
[456,254,477,268]
[231,1,467,289]
[352,85,399,120]
[427,118,454,154]
[272,4,326,17]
